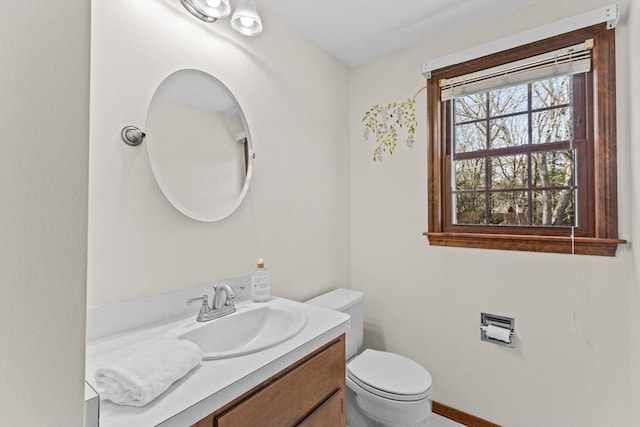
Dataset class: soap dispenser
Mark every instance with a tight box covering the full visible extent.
[251,258,270,302]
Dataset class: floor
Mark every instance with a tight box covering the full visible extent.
[427,413,466,427]
[346,412,465,427]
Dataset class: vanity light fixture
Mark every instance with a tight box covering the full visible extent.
[230,0,263,37]
[180,0,262,37]
[180,0,231,22]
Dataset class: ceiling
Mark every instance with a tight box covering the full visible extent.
[261,0,535,67]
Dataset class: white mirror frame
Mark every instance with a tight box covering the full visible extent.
[145,69,253,222]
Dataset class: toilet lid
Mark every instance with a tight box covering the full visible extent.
[347,349,432,402]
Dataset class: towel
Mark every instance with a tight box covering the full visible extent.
[95,338,202,407]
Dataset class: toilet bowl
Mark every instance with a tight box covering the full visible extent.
[306,288,432,427]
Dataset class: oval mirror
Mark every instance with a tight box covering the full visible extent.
[145,69,253,222]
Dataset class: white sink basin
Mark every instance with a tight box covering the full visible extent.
[165,300,308,360]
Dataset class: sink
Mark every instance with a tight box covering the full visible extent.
[165,300,308,360]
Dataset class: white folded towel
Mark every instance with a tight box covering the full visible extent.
[95,338,202,407]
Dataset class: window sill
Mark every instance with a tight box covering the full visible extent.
[424,232,626,256]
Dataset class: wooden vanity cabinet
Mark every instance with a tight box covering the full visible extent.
[191,335,346,427]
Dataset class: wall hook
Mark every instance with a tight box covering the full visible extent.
[121,126,145,146]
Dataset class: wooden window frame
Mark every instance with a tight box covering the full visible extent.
[424,24,625,256]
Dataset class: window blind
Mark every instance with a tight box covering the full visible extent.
[440,39,592,100]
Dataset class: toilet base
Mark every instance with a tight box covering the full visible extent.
[346,387,374,427]
[346,387,431,427]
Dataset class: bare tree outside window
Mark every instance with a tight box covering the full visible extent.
[451,75,576,228]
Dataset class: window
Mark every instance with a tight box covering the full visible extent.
[425,24,624,256]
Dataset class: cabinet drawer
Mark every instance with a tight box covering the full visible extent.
[297,388,345,427]
[216,337,345,427]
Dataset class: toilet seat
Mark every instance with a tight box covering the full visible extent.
[347,349,432,402]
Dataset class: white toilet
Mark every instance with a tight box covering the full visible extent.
[306,288,433,427]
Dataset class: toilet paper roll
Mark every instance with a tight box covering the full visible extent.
[485,324,511,343]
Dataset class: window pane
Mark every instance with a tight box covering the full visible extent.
[489,192,528,225]
[490,154,528,189]
[532,107,572,143]
[454,193,485,224]
[532,149,575,188]
[455,122,486,153]
[489,114,528,149]
[533,190,575,226]
[489,84,528,117]
[532,75,571,109]
[455,93,486,123]
[455,158,485,190]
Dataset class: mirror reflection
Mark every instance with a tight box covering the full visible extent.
[146,69,252,222]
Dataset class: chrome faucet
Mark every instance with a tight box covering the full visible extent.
[187,284,236,322]
[213,283,236,310]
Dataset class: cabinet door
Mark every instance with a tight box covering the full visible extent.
[297,388,345,427]
[216,337,345,427]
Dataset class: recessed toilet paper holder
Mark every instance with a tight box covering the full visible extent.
[480,313,515,348]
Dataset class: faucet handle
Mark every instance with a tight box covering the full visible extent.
[187,295,211,313]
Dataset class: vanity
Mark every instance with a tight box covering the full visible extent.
[85,283,350,427]
[85,53,351,426]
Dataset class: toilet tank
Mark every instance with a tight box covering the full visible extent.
[306,288,364,359]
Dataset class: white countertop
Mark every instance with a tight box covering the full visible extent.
[85,297,349,427]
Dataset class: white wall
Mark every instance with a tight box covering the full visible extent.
[350,1,636,425]
[88,1,351,307]
[628,0,640,424]
[0,1,90,426]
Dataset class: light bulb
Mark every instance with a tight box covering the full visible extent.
[239,16,254,27]
[231,0,263,36]
[191,0,230,19]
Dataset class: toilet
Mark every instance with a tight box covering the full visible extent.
[306,288,433,427]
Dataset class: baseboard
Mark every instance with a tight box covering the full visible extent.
[433,401,501,427]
